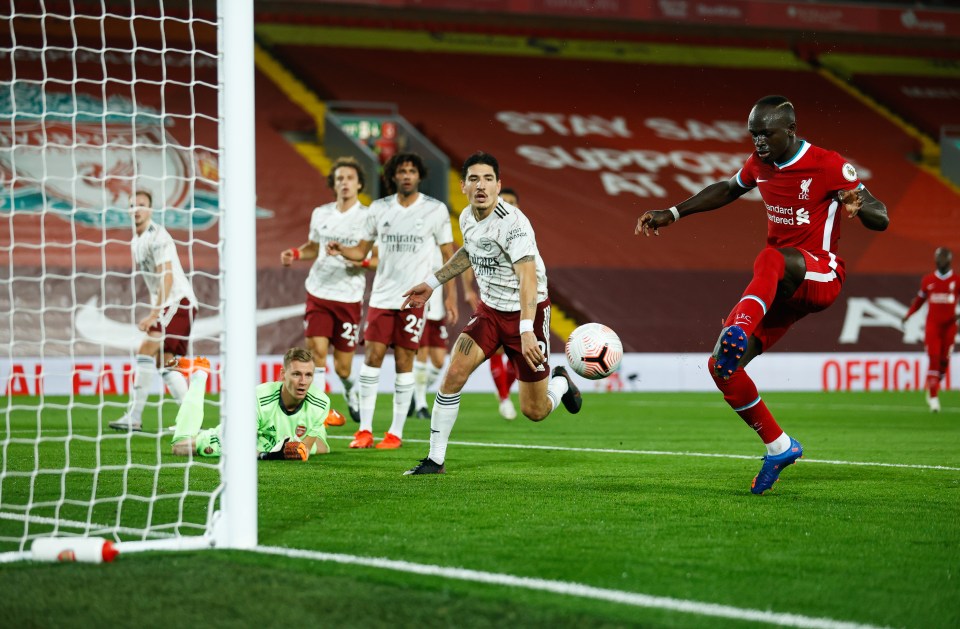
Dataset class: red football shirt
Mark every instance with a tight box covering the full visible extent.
[735,141,862,276]
[906,270,960,326]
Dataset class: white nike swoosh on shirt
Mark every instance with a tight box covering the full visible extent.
[75,298,304,350]
[757,179,769,183]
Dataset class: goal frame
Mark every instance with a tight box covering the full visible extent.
[0,0,257,561]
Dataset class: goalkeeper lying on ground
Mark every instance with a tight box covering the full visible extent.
[171,347,330,460]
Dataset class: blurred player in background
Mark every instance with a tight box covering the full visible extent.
[637,95,888,494]
[902,247,959,413]
[110,190,198,432]
[281,157,369,424]
[409,244,453,420]
[401,152,582,475]
[171,347,330,460]
[327,152,457,450]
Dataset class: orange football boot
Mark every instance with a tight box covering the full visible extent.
[349,430,374,449]
[324,408,346,427]
[177,356,211,376]
[375,432,402,449]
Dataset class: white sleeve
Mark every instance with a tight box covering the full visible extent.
[434,204,454,246]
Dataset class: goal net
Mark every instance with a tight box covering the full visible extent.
[1,0,257,560]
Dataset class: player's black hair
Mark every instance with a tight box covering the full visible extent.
[754,95,795,122]
[383,152,428,185]
[500,187,519,202]
[461,151,500,181]
[327,157,366,192]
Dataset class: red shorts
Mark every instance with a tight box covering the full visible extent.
[462,299,551,382]
[363,306,425,351]
[304,295,362,352]
[925,319,958,367]
[421,319,450,350]
[755,250,844,352]
[149,298,196,356]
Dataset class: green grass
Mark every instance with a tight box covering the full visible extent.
[2,391,959,628]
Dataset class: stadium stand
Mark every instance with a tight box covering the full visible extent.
[255,23,959,351]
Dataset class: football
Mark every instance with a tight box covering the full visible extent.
[565,323,623,380]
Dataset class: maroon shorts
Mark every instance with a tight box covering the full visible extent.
[461,299,551,382]
[363,306,425,351]
[149,298,196,356]
[304,295,362,352]
[421,319,450,350]
[755,250,844,352]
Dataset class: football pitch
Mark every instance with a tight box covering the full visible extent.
[1,391,958,628]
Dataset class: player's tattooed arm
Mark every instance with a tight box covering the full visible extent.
[435,247,472,284]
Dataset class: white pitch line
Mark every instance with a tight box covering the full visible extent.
[623,399,960,414]
[326,436,960,472]
[254,545,891,629]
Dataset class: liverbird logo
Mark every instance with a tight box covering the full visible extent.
[80,159,137,204]
[0,84,228,230]
[799,178,812,200]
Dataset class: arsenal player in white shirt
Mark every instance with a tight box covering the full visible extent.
[637,95,888,495]
[109,190,198,432]
[327,153,458,450]
[400,152,583,475]
[281,157,370,423]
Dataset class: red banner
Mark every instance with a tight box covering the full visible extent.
[305,0,960,39]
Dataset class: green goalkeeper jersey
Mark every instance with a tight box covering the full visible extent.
[256,381,330,455]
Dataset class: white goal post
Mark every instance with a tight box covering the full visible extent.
[0,0,257,560]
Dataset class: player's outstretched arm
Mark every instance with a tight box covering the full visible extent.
[402,248,472,310]
[841,188,888,231]
[635,180,744,237]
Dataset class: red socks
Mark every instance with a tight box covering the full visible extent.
[709,357,783,444]
[490,354,516,401]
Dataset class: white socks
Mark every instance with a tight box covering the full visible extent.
[546,373,569,416]
[314,366,326,393]
[413,361,428,410]
[766,432,792,456]
[358,364,380,433]
[387,371,415,439]
[129,354,156,421]
[340,372,356,398]
[414,360,444,410]
[161,369,188,403]
[428,391,460,464]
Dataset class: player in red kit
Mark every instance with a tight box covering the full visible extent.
[636,95,889,494]
[902,247,959,413]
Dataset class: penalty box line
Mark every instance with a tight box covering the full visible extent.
[254,544,891,629]
[326,436,960,472]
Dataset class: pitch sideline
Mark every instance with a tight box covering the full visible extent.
[254,544,891,629]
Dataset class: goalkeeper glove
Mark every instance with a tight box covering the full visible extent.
[258,438,309,461]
